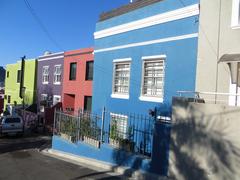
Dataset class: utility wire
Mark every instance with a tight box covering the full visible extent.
[23,0,64,51]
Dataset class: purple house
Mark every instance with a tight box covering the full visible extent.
[37,52,64,126]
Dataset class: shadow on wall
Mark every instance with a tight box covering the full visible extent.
[170,97,240,180]
[110,121,171,178]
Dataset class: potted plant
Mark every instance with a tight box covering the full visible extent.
[109,123,134,152]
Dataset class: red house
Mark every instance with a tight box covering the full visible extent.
[62,48,94,114]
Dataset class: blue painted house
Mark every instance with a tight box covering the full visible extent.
[93,0,199,117]
[52,0,200,177]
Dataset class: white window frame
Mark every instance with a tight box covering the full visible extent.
[42,66,49,84]
[53,95,61,105]
[53,65,61,85]
[41,94,48,101]
[231,0,240,29]
[110,113,128,140]
[139,55,166,103]
[111,58,131,99]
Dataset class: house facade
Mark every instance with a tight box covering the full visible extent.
[62,48,94,114]
[93,0,200,116]
[4,59,37,108]
[52,0,199,176]
[37,52,64,110]
[195,0,240,106]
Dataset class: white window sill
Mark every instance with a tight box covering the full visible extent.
[42,82,49,85]
[139,96,163,103]
[53,82,61,85]
[231,25,240,29]
[111,93,129,99]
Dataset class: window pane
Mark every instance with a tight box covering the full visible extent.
[54,65,61,83]
[42,67,49,83]
[84,96,92,112]
[7,96,11,103]
[110,114,128,139]
[17,70,21,83]
[142,59,164,98]
[5,118,21,123]
[113,62,130,94]
[69,63,77,80]
[86,61,93,80]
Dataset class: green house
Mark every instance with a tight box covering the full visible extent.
[4,59,37,108]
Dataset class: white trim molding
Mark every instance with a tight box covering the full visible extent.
[94,33,198,53]
[142,55,166,60]
[38,55,64,62]
[113,58,132,63]
[94,4,199,39]
[111,93,129,100]
[139,96,163,103]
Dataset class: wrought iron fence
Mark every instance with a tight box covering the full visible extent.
[54,108,157,157]
[54,110,101,145]
[104,110,155,157]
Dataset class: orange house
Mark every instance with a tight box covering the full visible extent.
[62,48,94,113]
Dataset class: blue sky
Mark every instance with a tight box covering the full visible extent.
[0,0,130,67]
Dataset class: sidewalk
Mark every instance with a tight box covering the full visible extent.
[42,148,167,180]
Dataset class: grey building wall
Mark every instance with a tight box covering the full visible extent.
[196,0,240,103]
[170,97,240,180]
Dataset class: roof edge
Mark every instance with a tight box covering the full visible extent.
[99,0,163,22]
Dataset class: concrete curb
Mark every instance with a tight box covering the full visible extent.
[41,148,167,180]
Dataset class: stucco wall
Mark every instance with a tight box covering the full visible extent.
[4,59,37,107]
[196,0,240,103]
[62,48,93,112]
[170,97,240,180]
[37,53,64,106]
[93,0,199,116]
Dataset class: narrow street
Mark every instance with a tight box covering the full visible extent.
[0,135,126,180]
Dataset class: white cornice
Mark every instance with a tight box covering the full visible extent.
[94,33,198,53]
[94,4,199,39]
[38,55,64,62]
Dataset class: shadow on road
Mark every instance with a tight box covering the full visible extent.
[0,134,52,154]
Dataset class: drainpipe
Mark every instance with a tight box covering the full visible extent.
[214,0,222,104]
[235,63,239,106]
[20,56,26,123]
[19,56,25,99]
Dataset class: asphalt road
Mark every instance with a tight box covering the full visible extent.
[0,135,127,180]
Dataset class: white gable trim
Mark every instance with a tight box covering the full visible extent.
[94,33,198,53]
[94,4,199,39]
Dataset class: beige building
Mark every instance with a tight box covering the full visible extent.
[195,0,240,105]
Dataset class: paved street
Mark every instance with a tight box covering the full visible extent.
[0,135,126,180]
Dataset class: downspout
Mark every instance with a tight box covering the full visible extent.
[19,56,25,99]
[235,63,239,106]
[214,0,222,103]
